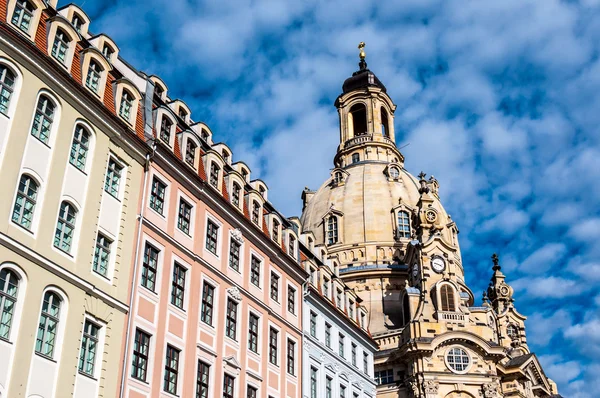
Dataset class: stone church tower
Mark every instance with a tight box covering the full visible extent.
[300,44,560,398]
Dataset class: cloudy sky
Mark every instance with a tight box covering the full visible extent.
[63,0,600,395]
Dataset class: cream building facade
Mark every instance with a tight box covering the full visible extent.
[300,46,561,398]
[0,2,149,397]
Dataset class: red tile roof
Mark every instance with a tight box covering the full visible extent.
[34,13,48,54]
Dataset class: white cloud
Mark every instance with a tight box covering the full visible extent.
[512,276,588,299]
[519,243,567,274]
[526,310,572,346]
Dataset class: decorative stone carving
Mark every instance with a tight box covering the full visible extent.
[230,228,244,244]
[226,287,242,301]
[423,379,439,395]
[407,379,420,397]
[482,381,500,397]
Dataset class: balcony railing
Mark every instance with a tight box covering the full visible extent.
[345,135,396,149]
[437,311,467,324]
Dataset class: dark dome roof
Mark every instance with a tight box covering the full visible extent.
[342,63,387,94]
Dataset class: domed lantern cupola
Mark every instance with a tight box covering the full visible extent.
[334,42,403,168]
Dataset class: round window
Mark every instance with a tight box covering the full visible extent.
[446,347,470,373]
[389,167,399,178]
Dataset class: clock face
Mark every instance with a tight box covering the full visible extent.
[412,264,419,277]
[431,257,445,273]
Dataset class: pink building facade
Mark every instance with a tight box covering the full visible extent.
[119,85,307,398]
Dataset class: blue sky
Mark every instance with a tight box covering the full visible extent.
[63,0,600,395]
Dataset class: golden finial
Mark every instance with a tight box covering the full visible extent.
[358,42,366,60]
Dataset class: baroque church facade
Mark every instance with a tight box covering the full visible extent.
[299,44,560,398]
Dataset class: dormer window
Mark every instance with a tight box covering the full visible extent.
[11,0,35,33]
[272,219,279,242]
[333,172,343,184]
[389,166,400,179]
[307,236,313,251]
[232,182,241,207]
[154,84,164,98]
[251,201,260,225]
[119,90,134,122]
[179,108,188,121]
[85,60,103,93]
[352,153,360,164]
[327,216,338,245]
[51,29,71,64]
[209,162,220,188]
[242,169,248,181]
[201,129,209,141]
[288,234,296,256]
[102,44,114,61]
[160,116,172,144]
[259,186,265,195]
[222,150,230,164]
[185,140,196,166]
[397,211,410,238]
[71,14,82,33]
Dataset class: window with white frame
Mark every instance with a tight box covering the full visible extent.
[338,333,345,358]
[209,162,220,189]
[287,339,295,375]
[397,210,411,238]
[185,139,196,166]
[102,44,113,61]
[223,374,235,398]
[85,60,103,93]
[232,182,241,208]
[12,174,38,230]
[35,291,62,358]
[340,385,346,398]
[270,272,279,302]
[0,268,20,340]
[351,343,357,366]
[225,298,237,340]
[247,385,258,398]
[0,65,16,115]
[363,352,369,373]
[272,219,279,242]
[229,238,241,272]
[51,28,71,64]
[251,200,260,225]
[250,255,260,287]
[177,198,192,234]
[11,0,35,33]
[205,219,219,255]
[163,345,180,394]
[78,319,100,376]
[326,376,332,398]
[323,277,329,298]
[248,313,259,353]
[69,125,90,171]
[446,347,470,373]
[327,216,338,245]
[53,201,77,253]
[93,233,112,277]
[31,95,55,144]
[389,166,400,179]
[288,234,296,257]
[196,360,210,398]
[374,369,394,385]
[119,89,134,122]
[268,327,278,365]
[310,367,317,398]
[160,115,172,144]
[71,13,82,33]
[309,311,317,337]
[131,328,150,381]
[287,285,295,314]
[149,177,166,215]
[200,282,214,325]
[141,243,159,291]
[325,323,331,348]
[104,157,123,198]
[348,299,354,319]
[171,263,186,309]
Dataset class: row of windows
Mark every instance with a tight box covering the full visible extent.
[0,269,103,377]
[310,366,366,398]
[309,310,371,375]
[131,327,296,395]
[324,209,411,247]
[141,241,297,314]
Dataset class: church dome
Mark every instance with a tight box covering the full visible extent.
[342,68,387,94]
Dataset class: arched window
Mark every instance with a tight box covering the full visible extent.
[69,124,90,171]
[36,291,62,358]
[397,211,410,238]
[333,172,343,184]
[507,324,518,340]
[12,174,38,230]
[119,89,134,122]
[154,84,164,98]
[389,167,399,179]
[381,107,390,137]
[349,104,367,136]
[0,268,20,340]
[102,44,113,60]
[232,182,241,207]
[85,60,103,93]
[11,0,35,33]
[402,294,410,326]
[71,13,83,33]
[352,153,360,164]
[31,95,55,144]
[272,219,279,242]
[440,285,456,312]
[51,28,71,64]
[327,216,338,245]
[209,162,220,188]
[201,129,209,141]
[0,65,16,115]
[288,234,296,256]
[251,201,260,225]
[160,116,172,144]
[54,201,77,253]
[222,150,230,164]
[185,139,196,166]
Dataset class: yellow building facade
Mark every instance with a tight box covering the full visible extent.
[300,48,560,398]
